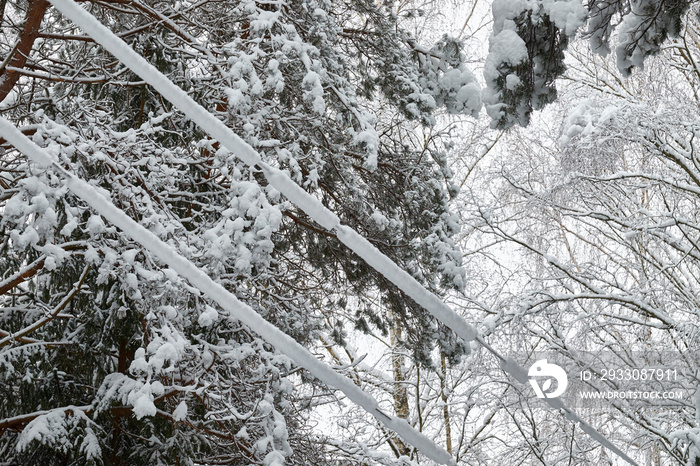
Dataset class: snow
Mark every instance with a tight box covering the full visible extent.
[491,0,585,37]
[455,82,482,115]
[0,115,454,466]
[263,451,286,466]
[484,0,586,127]
[260,163,340,230]
[43,256,57,271]
[6,2,639,462]
[16,406,98,455]
[335,225,478,342]
[198,305,219,327]
[615,6,648,74]
[302,70,326,115]
[545,0,587,36]
[483,27,528,124]
[484,30,527,85]
[353,130,379,170]
[250,10,281,31]
[17,409,70,448]
[86,214,106,236]
[79,427,101,460]
[437,69,482,116]
[505,74,521,90]
[369,210,389,231]
[491,0,527,32]
[43,0,261,168]
[130,389,157,419]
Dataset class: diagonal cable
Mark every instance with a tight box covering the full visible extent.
[3,1,640,464]
[0,117,455,465]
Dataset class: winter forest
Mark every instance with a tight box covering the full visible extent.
[3,0,700,464]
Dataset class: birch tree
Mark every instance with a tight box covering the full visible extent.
[459,8,700,463]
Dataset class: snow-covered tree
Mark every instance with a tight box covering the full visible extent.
[0,0,482,463]
[484,0,694,128]
[460,9,700,463]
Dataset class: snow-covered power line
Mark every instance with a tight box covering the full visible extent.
[6,0,638,464]
[0,117,454,466]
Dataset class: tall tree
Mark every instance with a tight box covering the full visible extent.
[0,0,481,463]
[460,13,700,463]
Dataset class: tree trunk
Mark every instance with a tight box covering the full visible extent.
[390,309,411,456]
[441,352,452,456]
[0,0,49,104]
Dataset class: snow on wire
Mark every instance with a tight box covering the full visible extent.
[1,0,638,464]
[0,118,454,465]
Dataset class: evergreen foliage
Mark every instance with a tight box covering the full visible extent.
[0,0,480,463]
[484,0,694,128]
